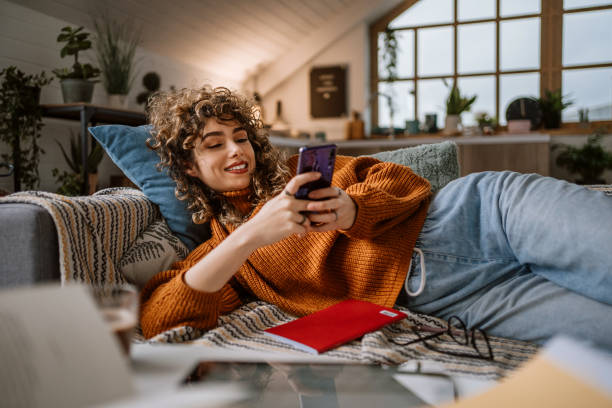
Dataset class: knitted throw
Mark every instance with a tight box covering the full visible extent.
[1,188,159,285]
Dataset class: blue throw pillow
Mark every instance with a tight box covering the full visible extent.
[89,125,210,250]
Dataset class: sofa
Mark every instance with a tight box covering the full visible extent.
[1,131,553,378]
[0,202,60,286]
[0,128,460,289]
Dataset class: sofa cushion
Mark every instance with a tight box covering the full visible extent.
[119,218,189,288]
[368,140,459,193]
[89,125,210,251]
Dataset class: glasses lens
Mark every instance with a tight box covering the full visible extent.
[472,329,493,360]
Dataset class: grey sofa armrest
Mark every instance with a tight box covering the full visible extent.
[0,203,60,287]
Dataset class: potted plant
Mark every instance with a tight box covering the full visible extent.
[475,112,497,135]
[444,80,477,135]
[553,132,612,184]
[93,16,141,109]
[538,89,573,129]
[53,26,100,103]
[0,66,52,191]
[52,130,104,195]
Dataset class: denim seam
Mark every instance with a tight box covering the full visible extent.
[416,249,515,265]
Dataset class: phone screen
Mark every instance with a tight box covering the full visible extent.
[295,144,337,200]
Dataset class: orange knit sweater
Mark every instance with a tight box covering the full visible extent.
[140,155,432,339]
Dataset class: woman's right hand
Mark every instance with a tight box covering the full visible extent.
[239,172,321,248]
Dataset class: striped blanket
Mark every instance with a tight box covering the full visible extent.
[3,187,563,379]
[2,188,159,285]
[144,300,538,379]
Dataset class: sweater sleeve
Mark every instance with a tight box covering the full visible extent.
[139,241,243,339]
[336,156,432,240]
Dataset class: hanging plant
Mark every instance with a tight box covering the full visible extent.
[0,66,52,191]
[381,27,398,132]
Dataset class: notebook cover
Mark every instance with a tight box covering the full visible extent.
[264,299,407,354]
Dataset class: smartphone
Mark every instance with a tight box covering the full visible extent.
[295,144,337,200]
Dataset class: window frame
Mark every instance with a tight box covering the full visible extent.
[369,0,612,130]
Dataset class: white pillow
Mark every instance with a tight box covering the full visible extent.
[119,219,189,288]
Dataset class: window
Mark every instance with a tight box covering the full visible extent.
[562,4,612,121]
[370,0,612,129]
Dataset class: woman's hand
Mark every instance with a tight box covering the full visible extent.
[303,186,357,232]
[239,172,321,247]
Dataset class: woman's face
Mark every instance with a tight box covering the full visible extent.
[185,119,256,192]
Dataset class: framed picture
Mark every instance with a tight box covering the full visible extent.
[310,65,347,118]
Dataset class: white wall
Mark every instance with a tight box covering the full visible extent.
[257,22,370,142]
[0,0,231,194]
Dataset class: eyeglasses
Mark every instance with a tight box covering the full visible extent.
[389,315,494,360]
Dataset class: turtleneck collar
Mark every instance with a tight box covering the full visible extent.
[219,187,253,216]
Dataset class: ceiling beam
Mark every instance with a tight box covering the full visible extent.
[255,0,404,97]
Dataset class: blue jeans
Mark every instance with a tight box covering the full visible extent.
[400,171,612,350]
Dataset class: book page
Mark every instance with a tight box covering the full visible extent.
[0,284,134,408]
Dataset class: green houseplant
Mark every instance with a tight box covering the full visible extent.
[0,66,52,191]
[553,132,612,185]
[444,80,477,135]
[52,130,104,195]
[53,26,100,103]
[93,16,141,108]
[538,89,573,129]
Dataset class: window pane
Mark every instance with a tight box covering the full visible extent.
[418,27,454,77]
[379,30,415,80]
[500,0,540,17]
[459,23,496,74]
[458,0,496,21]
[378,81,416,128]
[499,73,540,125]
[500,18,540,71]
[397,30,415,78]
[563,10,612,66]
[389,0,454,28]
[564,0,612,10]
[417,79,450,129]
[457,76,496,126]
[563,67,612,121]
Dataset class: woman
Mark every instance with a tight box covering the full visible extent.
[141,86,612,350]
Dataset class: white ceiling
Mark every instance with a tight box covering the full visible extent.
[14,0,402,92]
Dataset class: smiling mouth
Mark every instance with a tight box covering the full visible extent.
[225,163,248,173]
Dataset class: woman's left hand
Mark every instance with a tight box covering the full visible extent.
[304,187,357,232]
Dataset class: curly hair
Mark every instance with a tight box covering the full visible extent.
[147,85,290,226]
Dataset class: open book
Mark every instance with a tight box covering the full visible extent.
[0,284,134,408]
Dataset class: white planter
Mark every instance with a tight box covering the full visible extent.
[107,94,128,109]
[444,114,462,136]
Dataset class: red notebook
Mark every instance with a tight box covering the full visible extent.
[264,299,407,354]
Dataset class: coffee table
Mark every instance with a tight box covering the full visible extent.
[101,343,491,408]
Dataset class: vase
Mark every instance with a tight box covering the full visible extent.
[60,79,95,103]
[107,94,128,109]
[444,114,461,136]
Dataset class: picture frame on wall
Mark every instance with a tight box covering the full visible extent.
[310,65,347,118]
